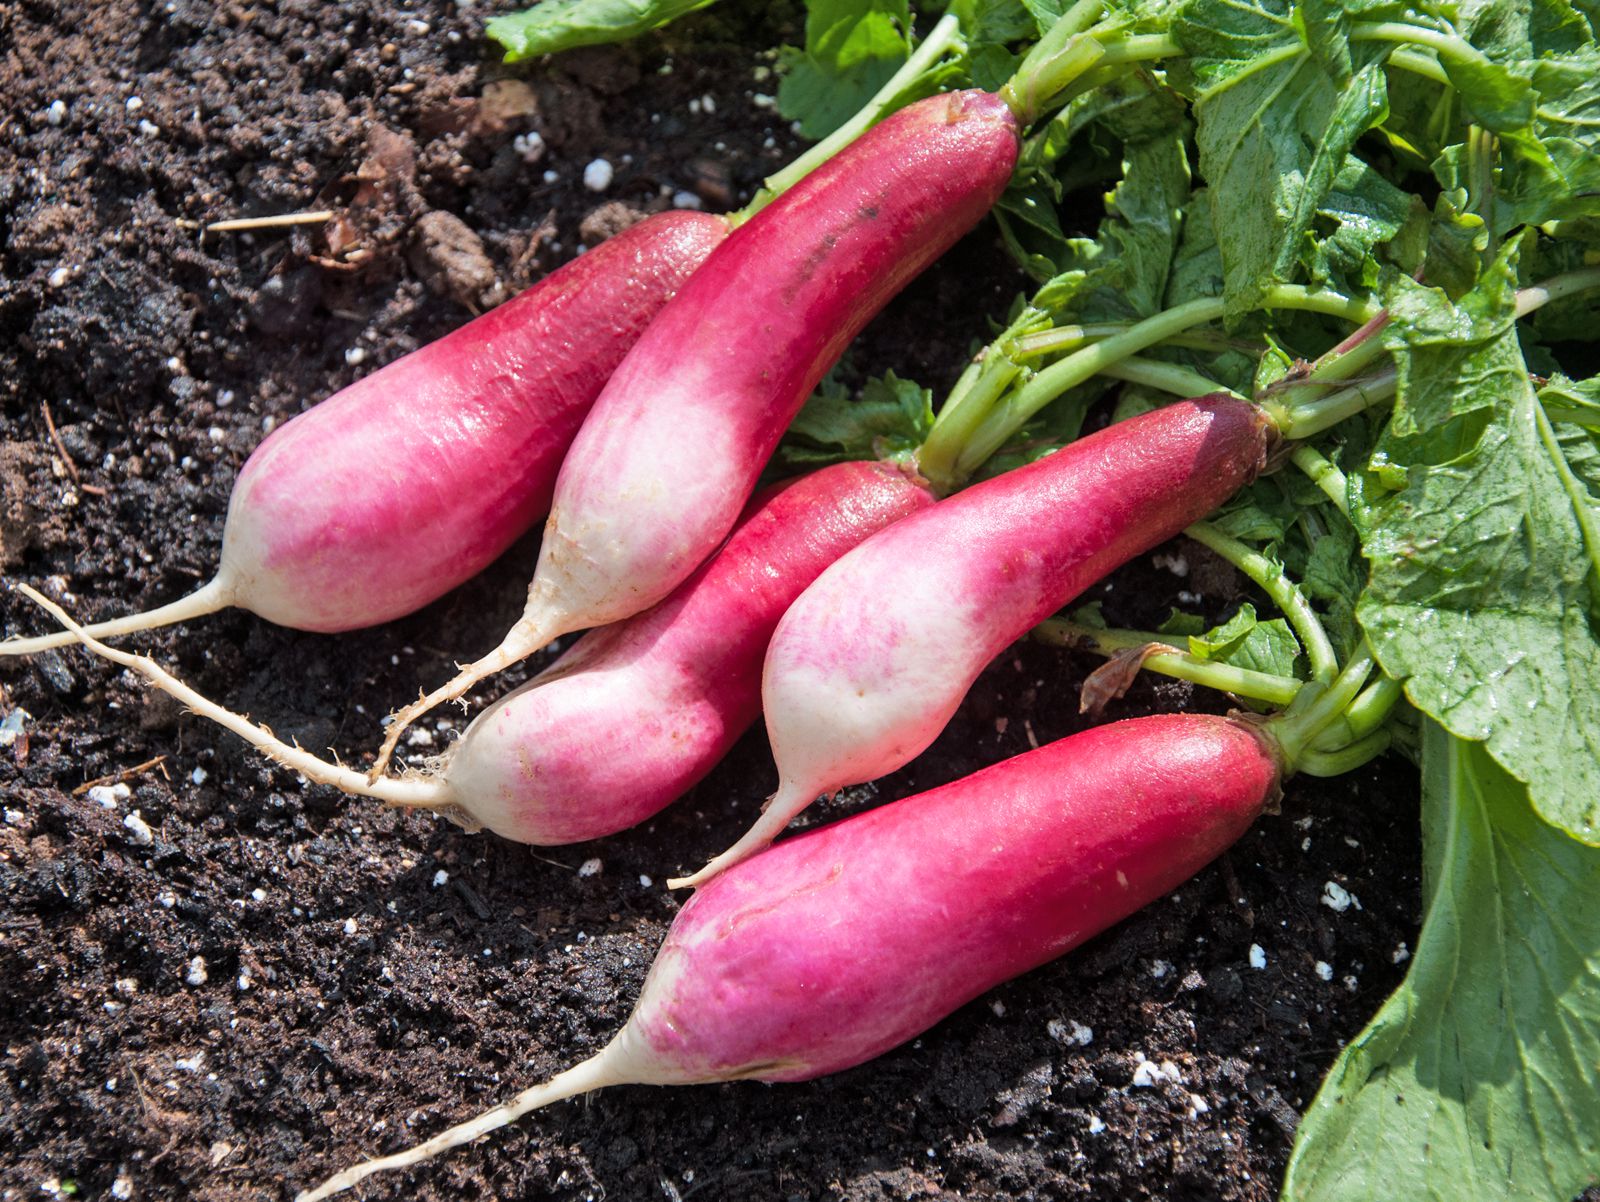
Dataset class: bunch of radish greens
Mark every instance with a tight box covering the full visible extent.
[8,0,1600,1197]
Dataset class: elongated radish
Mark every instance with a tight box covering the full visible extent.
[0,211,728,651]
[295,712,1281,1200]
[369,88,1022,772]
[23,460,935,845]
[674,395,1275,886]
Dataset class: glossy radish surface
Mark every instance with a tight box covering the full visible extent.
[678,396,1275,885]
[297,712,1281,1200]
[438,460,935,842]
[372,89,1021,768]
[1,210,728,649]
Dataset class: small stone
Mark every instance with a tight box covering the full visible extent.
[1321,880,1355,912]
[345,346,367,367]
[185,956,208,986]
[672,190,703,210]
[578,857,602,878]
[191,766,208,785]
[1248,943,1268,970]
[582,158,614,192]
[46,99,67,125]
[432,869,449,887]
[125,96,143,112]
[1315,960,1334,981]
[123,810,155,846]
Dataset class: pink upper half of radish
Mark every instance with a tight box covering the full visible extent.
[762,397,1274,804]
[524,90,1021,632]
[625,714,1278,1085]
[218,211,729,632]
[436,460,936,843]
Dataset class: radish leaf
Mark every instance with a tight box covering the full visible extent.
[778,0,914,138]
[1283,723,1600,1202]
[1356,247,1600,843]
[1171,0,1388,317]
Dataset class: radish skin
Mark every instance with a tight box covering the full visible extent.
[22,462,935,845]
[371,89,1021,771]
[675,396,1275,886]
[0,211,728,650]
[296,713,1280,1200]
[438,460,935,842]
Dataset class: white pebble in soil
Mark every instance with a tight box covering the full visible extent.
[1248,943,1268,970]
[46,99,68,125]
[583,158,614,192]
[1315,960,1334,981]
[672,190,703,210]
[578,857,603,878]
[123,811,155,846]
[185,956,208,986]
[432,869,449,887]
[1131,1054,1183,1088]
[1321,880,1358,912]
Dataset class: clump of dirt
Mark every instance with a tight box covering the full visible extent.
[1,3,1429,1201]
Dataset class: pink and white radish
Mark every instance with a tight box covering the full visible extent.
[295,712,1282,1200]
[0,211,728,651]
[23,460,934,845]
[369,89,1022,772]
[674,395,1276,886]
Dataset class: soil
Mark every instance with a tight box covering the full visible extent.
[0,3,1432,1200]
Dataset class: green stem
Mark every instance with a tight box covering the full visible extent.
[1281,366,1399,439]
[1101,356,1237,399]
[1311,675,1405,751]
[918,346,1028,494]
[949,286,1371,481]
[1269,642,1377,770]
[1466,124,1496,256]
[1185,520,1340,683]
[742,13,965,222]
[1096,33,1181,67]
[1034,619,1304,707]
[1387,47,1450,86]
[1290,444,1350,516]
[1297,729,1392,776]
[1349,21,1496,74]
[1515,265,1600,317]
[1011,323,1254,360]
[1002,31,1108,125]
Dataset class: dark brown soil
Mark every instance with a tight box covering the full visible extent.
[1,3,1425,1200]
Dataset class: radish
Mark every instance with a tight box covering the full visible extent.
[21,460,935,845]
[674,395,1276,886]
[368,87,1023,772]
[0,210,728,651]
[294,712,1282,1200]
